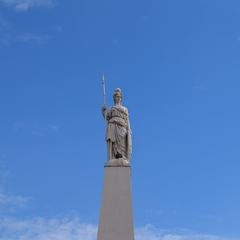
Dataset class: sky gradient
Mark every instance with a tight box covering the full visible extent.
[0,0,240,239]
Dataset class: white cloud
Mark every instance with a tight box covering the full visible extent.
[0,218,237,240]
[0,0,57,11]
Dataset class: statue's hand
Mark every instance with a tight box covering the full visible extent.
[101,105,106,113]
[101,106,107,119]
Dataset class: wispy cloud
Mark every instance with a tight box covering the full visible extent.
[0,16,13,45]
[13,122,60,136]
[0,17,51,45]
[17,33,51,44]
[0,218,237,240]
[0,0,57,11]
[0,193,29,210]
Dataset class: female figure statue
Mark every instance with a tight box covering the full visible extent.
[102,88,132,166]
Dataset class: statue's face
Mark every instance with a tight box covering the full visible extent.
[114,94,121,104]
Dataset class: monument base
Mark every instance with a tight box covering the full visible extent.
[97,166,134,240]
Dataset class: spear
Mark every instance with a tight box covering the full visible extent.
[102,73,106,106]
[102,73,107,122]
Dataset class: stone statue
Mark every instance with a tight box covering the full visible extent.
[102,88,132,166]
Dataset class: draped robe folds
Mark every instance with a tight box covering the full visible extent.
[106,105,132,161]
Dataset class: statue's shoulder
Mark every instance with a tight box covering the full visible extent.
[121,106,129,116]
[122,106,128,113]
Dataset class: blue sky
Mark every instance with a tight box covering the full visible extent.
[0,0,240,239]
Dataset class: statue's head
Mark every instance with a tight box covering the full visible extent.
[113,88,122,105]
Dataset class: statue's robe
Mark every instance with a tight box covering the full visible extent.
[106,105,132,160]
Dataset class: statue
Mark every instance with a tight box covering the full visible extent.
[102,87,132,166]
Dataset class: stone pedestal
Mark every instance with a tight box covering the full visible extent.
[97,166,134,240]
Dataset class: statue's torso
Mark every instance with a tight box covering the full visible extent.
[107,105,128,128]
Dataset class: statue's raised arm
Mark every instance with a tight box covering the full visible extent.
[101,88,132,166]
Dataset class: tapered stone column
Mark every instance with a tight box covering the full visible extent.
[97,165,134,240]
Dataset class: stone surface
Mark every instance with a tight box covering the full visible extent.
[97,166,134,240]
